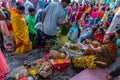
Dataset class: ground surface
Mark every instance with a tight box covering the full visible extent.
[3,48,120,80]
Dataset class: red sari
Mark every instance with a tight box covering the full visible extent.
[0,49,10,80]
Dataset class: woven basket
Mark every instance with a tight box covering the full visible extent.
[38,61,53,78]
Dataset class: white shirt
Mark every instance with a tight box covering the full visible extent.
[43,2,65,35]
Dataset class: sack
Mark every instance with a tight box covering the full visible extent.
[68,22,81,43]
[35,22,44,32]
[3,35,15,52]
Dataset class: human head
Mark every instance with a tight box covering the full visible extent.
[7,77,16,80]
[28,7,35,16]
[103,34,115,44]
[16,2,21,7]
[97,28,104,34]
[16,5,25,14]
[91,27,98,33]
[115,28,120,37]
[93,8,96,11]
[102,22,109,29]
[61,0,71,8]
[101,7,105,11]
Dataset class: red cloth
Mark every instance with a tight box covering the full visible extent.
[1,2,6,9]
[20,77,28,80]
[94,33,104,42]
[0,74,6,80]
[0,49,10,76]
[97,11,104,18]
[7,22,13,31]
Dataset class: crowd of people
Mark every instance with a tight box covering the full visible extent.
[0,0,120,80]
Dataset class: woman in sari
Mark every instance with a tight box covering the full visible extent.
[0,49,10,79]
[9,5,32,54]
[84,34,118,68]
[0,8,15,52]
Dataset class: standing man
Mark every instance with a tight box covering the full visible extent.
[37,0,71,51]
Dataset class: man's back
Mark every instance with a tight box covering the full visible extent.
[43,2,65,35]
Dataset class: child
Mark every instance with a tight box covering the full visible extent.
[26,7,37,49]
[80,27,98,42]
[94,28,105,42]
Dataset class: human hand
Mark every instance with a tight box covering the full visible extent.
[63,20,70,25]
[84,39,90,44]
[106,74,114,80]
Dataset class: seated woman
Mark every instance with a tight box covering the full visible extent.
[84,34,118,68]
[94,28,105,43]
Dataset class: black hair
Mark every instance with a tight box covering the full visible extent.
[16,2,21,7]
[7,77,16,80]
[61,0,71,4]
[116,28,120,35]
[2,8,10,20]
[93,8,96,11]
[95,24,100,28]
[101,7,105,11]
[98,28,104,34]
[91,27,98,33]
[16,5,25,10]
[109,33,115,41]
[28,7,35,13]
[107,7,110,11]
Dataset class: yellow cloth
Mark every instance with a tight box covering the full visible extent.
[101,11,109,22]
[86,7,92,14]
[9,7,32,54]
[114,7,120,14]
[57,31,68,45]
[84,40,117,68]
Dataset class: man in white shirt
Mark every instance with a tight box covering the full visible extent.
[36,0,70,50]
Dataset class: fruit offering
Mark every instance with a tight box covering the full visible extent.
[72,55,97,68]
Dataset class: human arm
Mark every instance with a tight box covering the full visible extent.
[88,44,102,53]
[42,3,51,23]
[42,12,46,24]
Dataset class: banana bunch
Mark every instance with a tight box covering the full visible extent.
[72,55,97,68]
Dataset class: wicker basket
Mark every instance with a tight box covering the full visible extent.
[38,61,53,78]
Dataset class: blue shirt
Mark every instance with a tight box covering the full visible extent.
[43,2,65,35]
[116,39,120,57]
